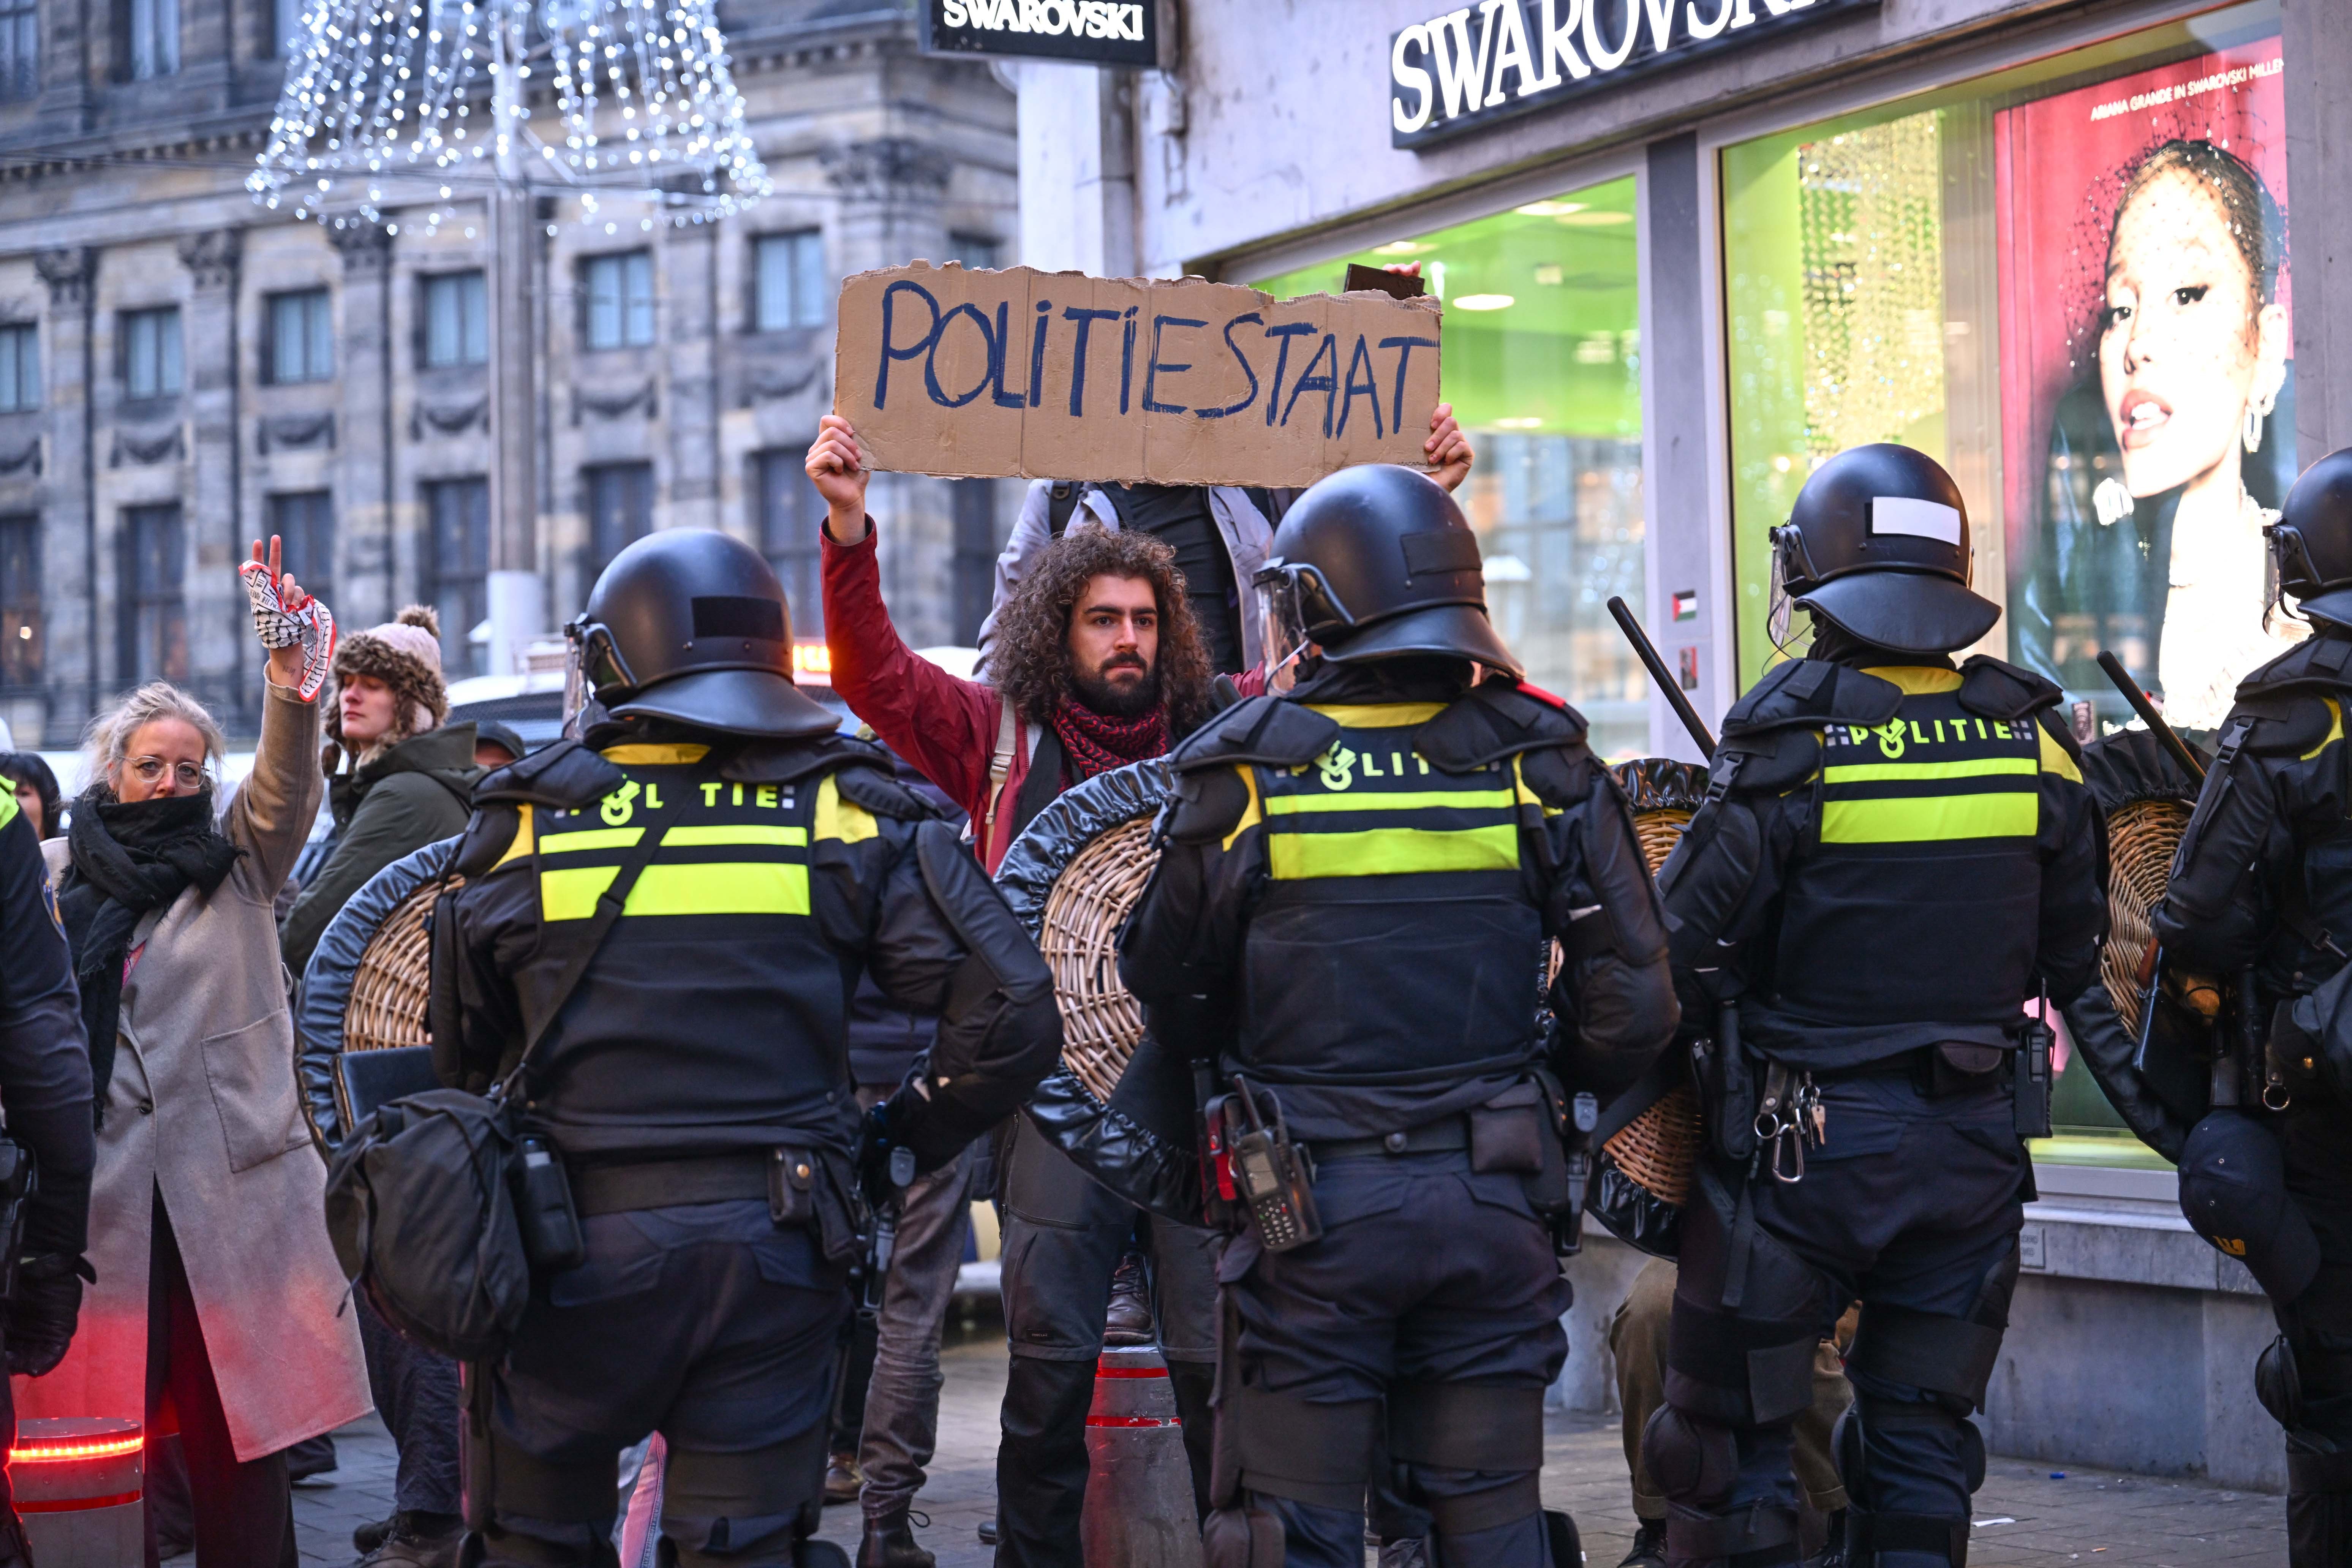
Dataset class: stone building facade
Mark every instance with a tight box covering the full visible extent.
[0,0,1016,744]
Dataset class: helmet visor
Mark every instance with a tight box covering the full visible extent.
[1766,526,1804,655]
[1252,563,1314,694]
[562,618,590,739]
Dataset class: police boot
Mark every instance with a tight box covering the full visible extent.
[358,1510,465,1568]
[1617,1518,1667,1567]
[2287,1442,2352,1567]
[855,1507,934,1568]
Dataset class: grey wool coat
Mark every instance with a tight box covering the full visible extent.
[28,681,371,1461]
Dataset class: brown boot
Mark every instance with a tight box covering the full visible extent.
[1103,1252,1154,1347]
[824,1450,863,1506]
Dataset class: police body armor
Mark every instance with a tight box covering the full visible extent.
[1165,680,1597,1113]
[1683,654,2075,1076]
[446,736,926,1160]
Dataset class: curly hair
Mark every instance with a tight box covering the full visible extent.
[991,525,1215,737]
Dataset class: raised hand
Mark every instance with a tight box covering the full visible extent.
[807,415,873,543]
[1427,403,1473,494]
[242,534,337,700]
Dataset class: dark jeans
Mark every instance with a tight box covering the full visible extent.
[357,1288,465,1517]
[470,1199,850,1568]
[994,1120,1219,1567]
[145,1190,298,1568]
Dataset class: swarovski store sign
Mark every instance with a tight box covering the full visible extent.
[1389,0,1878,146]
[922,0,1169,66]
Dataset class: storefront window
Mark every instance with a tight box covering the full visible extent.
[1252,174,1647,758]
[1722,2,2287,1167]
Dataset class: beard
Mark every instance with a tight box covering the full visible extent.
[1069,655,1162,718]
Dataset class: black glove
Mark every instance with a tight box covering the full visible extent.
[6,1253,93,1377]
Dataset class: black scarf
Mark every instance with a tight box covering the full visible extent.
[57,791,242,1125]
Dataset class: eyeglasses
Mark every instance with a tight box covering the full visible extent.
[127,757,207,790]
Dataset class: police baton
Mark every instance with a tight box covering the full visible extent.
[1606,596,1716,760]
[2094,651,2206,785]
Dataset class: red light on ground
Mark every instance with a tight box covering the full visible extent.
[9,1436,143,1464]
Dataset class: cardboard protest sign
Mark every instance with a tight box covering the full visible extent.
[834,263,1443,486]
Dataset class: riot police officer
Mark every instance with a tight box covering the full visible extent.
[428,530,1064,1568]
[1118,463,1678,1568]
[1648,445,2107,1567]
[0,762,95,1565]
[2153,446,2352,1565]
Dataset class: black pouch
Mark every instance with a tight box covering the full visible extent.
[1469,1083,1547,1175]
[767,1146,817,1227]
[806,1148,868,1265]
[511,1136,585,1273]
[1691,1002,1760,1164]
[1930,1042,2006,1097]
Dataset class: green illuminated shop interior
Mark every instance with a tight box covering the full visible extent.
[1254,175,1647,759]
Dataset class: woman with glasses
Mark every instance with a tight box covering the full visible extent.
[27,538,371,1567]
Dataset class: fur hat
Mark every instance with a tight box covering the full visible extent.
[328,605,449,751]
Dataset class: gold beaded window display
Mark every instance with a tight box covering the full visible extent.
[1794,114,1947,463]
[246,0,770,232]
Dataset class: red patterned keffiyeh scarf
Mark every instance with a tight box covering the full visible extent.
[1050,697,1170,780]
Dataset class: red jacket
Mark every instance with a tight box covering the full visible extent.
[823,524,1042,873]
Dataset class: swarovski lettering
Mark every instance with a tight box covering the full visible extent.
[1389,0,1875,146]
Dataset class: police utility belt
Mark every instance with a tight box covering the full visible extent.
[1198,1074,1598,1257]
[1688,997,2054,1185]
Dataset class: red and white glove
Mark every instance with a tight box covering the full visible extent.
[240,560,335,702]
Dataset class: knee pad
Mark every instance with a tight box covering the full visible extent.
[1666,1295,1821,1429]
[1847,1301,2005,1414]
[1639,1405,1736,1510]
[2261,1336,2306,1433]
[659,1428,829,1565]
[1229,1386,1378,1511]
[486,1434,621,1530]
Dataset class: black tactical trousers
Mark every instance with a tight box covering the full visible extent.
[2277,1102,2352,1565]
[1222,1150,1570,1568]
[1653,1070,2025,1568]
[467,1199,850,1568]
[994,1120,1218,1566]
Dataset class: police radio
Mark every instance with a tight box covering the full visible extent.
[1222,1078,1321,1253]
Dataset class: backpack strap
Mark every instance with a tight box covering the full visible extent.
[980,697,1020,862]
[1047,482,1089,541]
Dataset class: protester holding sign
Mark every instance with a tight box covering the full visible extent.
[974,403,1473,679]
[812,412,1228,1567]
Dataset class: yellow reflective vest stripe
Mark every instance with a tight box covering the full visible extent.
[1267,822,1521,880]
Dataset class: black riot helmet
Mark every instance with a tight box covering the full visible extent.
[566,529,839,740]
[2270,447,2352,630]
[1769,444,2000,656]
[1251,463,1519,686]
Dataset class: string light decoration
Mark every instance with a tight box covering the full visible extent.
[247,0,771,231]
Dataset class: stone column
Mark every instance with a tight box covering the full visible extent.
[177,228,243,722]
[34,247,95,726]
[329,223,397,626]
[663,220,721,537]
[1016,62,1134,276]
[35,0,93,136]
[823,136,956,645]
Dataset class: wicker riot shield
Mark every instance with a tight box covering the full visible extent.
[296,835,463,1152]
[2061,727,2212,1161]
[994,760,1204,1223]
[1581,757,1709,1259]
